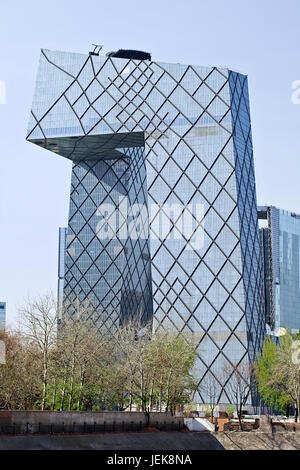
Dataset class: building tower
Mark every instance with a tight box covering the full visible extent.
[27,48,265,404]
[259,205,300,332]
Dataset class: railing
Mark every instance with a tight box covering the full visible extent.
[0,419,184,435]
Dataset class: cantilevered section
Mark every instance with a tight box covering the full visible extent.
[29,132,145,161]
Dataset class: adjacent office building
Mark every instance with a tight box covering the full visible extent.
[259,205,300,332]
[27,48,265,404]
[0,302,6,331]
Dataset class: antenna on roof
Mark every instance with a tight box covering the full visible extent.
[89,44,103,56]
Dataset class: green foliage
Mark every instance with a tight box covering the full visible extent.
[255,336,292,412]
[292,330,300,341]
[226,405,235,418]
[0,324,197,412]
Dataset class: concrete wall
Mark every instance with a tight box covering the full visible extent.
[0,411,183,434]
[184,418,215,432]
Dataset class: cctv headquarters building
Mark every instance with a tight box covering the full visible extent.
[27,48,265,404]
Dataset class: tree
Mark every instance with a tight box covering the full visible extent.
[58,300,95,411]
[224,362,252,431]
[271,334,300,422]
[146,330,197,414]
[115,325,197,413]
[0,330,41,409]
[115,321,153,411]
[51,298,109,411]
[255,336,291,414]
[19,294,58,410]
[0,298,198,412]
[199,372,221,421]
[255,333,300,422]
[157,332,197,414]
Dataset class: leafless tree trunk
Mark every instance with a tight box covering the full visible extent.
[51,377,57,411]
[224,363,252,431]
[77,367,86,411]
[199,372,221,422]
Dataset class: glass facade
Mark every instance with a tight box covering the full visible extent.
[58,227,67,314]
[259,206,300,331]
[0,302,6,331]
[27,49,265,404]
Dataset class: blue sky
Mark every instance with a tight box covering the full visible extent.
[1,0,300,326]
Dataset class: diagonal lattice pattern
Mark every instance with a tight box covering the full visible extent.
[27,50,265,404]
[64,147,153,333]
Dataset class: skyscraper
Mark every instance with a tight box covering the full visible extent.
[259,205,300,332]
[0,302,6,331]
[27,48,265,404]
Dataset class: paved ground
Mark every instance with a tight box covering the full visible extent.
[216,431,300,450]
[0,431,224,450]
[0,431,299,450]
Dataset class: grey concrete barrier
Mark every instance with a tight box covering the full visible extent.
[0,411,184,435]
